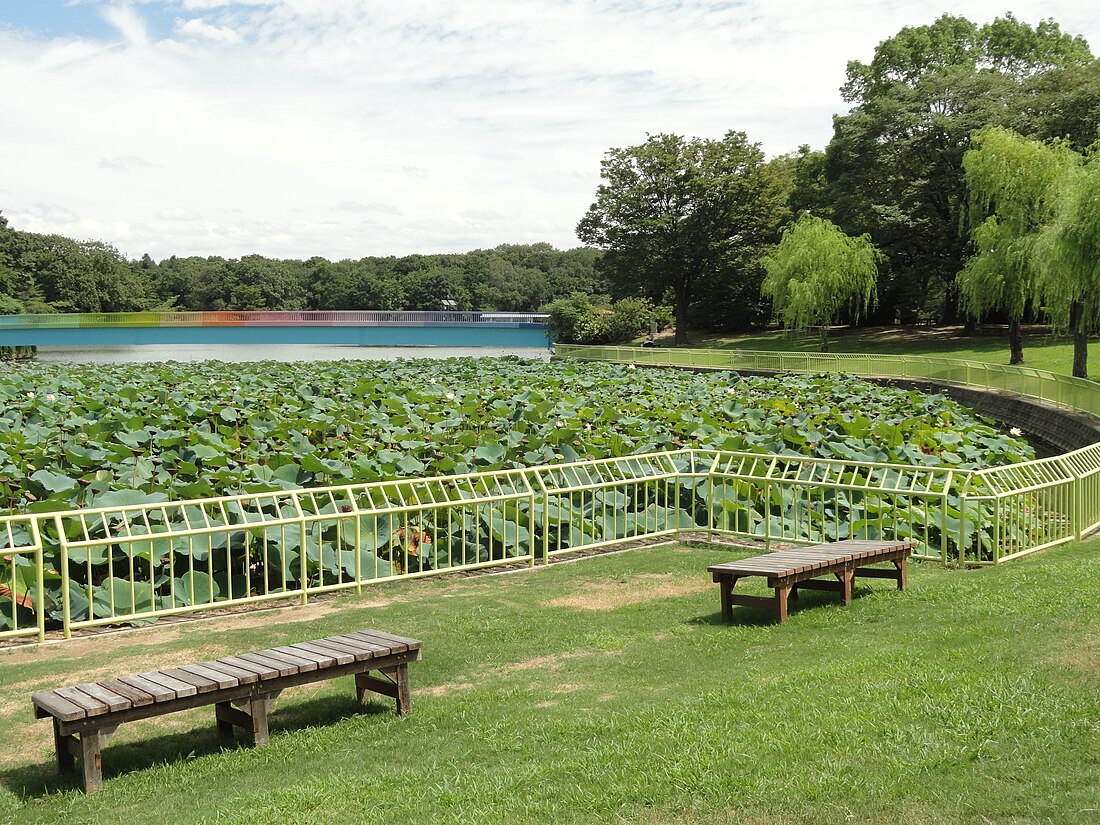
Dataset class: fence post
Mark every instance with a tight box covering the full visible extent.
[54,514,72,639]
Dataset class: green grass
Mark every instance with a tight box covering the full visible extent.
[2,542,1099,824]
[650,326,1100,377]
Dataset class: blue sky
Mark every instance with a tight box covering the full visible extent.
[1,1,1097,261]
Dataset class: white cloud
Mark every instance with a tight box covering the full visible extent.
[175,17,241,44]
[98,155,156,170]
[0,0,1097,261]
[100,2,151,48]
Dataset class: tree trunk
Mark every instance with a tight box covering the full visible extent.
[674,291,690,346]
[1070,299,1088,379]
[1008,319,1024,365]
[819,326,829,353]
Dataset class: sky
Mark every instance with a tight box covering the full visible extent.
[1,1,1098,262]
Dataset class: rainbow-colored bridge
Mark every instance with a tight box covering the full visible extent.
[0,310,551,348]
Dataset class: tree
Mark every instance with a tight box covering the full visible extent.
[959,126,1077,364]
[826,13,1093,325]
[576,131,785,344]
[760,214,880,352]
[1037,152,1100,378]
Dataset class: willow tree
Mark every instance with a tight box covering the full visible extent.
[1037,155,1100,378]
[959,126,1077,364]
[761,214,880,352]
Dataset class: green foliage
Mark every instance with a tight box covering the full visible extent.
[827,12,1096,326]
[543,294,673,344]
[958,126,1080,363]
[761,215,879,351]
[577,131,787,342]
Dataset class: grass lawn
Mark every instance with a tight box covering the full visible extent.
[1,541,1098,824]
[648,326,1100,377]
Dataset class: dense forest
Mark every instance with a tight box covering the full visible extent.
[0,213,605,316]
[2,13,1099,341]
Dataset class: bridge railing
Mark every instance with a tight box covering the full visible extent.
[0,311,549,329]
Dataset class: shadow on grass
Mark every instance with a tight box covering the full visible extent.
[691,586,871,626]
[1,693,391,799]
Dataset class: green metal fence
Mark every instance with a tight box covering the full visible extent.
[558,345,1100,419]
[3,348,1099,643]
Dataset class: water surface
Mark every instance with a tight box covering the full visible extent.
[33,344,552,364]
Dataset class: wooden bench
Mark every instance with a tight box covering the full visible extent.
[708,539,916,623]
[32,629,423,793]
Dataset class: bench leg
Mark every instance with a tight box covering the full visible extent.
[53,718,74,773]
[79,731,105,794]
[775,585,792,623]
[895,558,908,591]
[216,693,278,746]
[718,576,733,622]
[356,664,412,715]
[835,571,854,605]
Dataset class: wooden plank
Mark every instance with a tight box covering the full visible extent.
[217,655,281,680]
[160,667,221,693]
[117,674,176,703]
[176,663,240,689]
[71,683,131,713]
[235,652,297,678]
[192,660,258,684]
[139,671,198,698]
[356,629,423,650]
[99,678,155,707]
[52,686,111,717]
[31,691,87,722]
[270,645,336,668]
[252,647,319,672]
[307,637,375,661]
[331,633,396,656]
[289,641,354,666]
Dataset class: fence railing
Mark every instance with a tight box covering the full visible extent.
[4,347,1100,644]
[0,311,549,329]
[555,344,1100,419]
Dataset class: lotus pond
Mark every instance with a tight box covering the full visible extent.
[1,357,1032,513]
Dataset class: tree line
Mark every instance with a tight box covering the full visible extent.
[0,217,605,315]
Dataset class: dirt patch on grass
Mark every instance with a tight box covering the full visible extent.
[422,681,477,698]
[543,573,709,611]
[1047,626,1100,680]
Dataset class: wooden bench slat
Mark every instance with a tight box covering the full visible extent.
[269,645,337,668]
[72,683,131,713]
[99,678,156,707]
[253,647,320,672]
[354,629,423,650]
[160,667,221,694]
[117,675,177,703]
[216,655,281,680]
[307,637,376,661]
[331,633,395,656]
[52,686,111,717]
[194,660,259,685]
[32,690,87,722]
[176,663,240,690]
[288,641,354,666]
[235,652,297,678]
[139,671,198,698]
